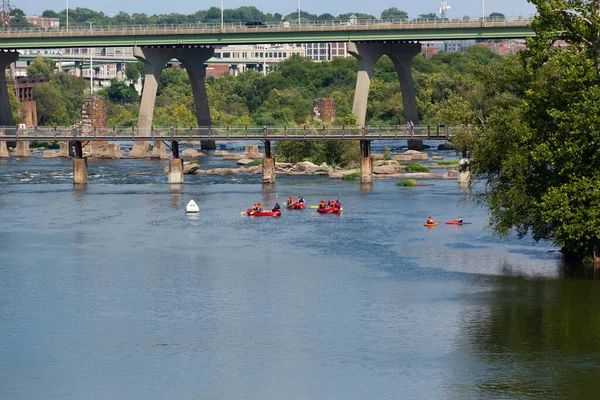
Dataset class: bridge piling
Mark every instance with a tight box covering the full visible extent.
[261,140,275,183]
[72,141,87,184]
[359,140,373,183]
[176,48,216,150]
[0,51,19,128]
[348,42,423,149]
[131,47,174,158]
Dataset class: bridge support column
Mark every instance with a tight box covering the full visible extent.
[176,48,216,150]
[131,47,174,158]
[0,51,19,127]
[73,141,87,184]
[13,141,30,157]
[0,129,8,157]
[348,42,421,128]
[168,158,184,185]
[262,157,276,184]
[360,140,372,183]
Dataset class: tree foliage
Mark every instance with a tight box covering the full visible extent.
[463,0,600,261]
[27,57,56,79]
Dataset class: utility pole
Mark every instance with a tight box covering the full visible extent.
[1,0,10,29]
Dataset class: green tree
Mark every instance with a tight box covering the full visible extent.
[125,62,144,84]
[33,83,68,125]
[27,57,56,79]
[488,12,506,21]
[99,79,139,102]
[466,0,600,261]
[380,8,408,20]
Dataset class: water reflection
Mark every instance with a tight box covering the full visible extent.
[170,193,183,210]
[458,270,600,398]
[361,182,373,192]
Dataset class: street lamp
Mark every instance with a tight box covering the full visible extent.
[66,0,69,31]
[220,0,223,29]
[298,0,301,25]
[87,21,93,94]
[482,0,485,23]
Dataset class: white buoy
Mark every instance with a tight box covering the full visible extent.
[186,199,199,213]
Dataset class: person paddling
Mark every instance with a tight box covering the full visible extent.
[272,201,281,212]
[426,215,434,225]
[287,196,293,205]
[457,215,463,224]
[297,196,305,204]
[319,200,326,209]
[252,203,258,211]
[258,203,263,211]
[334,200,341,209]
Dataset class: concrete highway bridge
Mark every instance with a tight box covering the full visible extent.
[0,17,531,185]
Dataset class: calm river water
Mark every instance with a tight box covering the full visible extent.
[1,145,600,399]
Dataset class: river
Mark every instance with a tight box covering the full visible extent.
[1,145,599,399]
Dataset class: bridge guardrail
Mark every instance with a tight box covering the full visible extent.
[0,125,463,140]
[0,16,534,35]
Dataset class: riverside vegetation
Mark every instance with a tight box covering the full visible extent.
[11,2,600,261]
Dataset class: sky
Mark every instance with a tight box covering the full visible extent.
[21,0,537,19]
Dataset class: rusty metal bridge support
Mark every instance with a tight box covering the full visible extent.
[359,139,372,183]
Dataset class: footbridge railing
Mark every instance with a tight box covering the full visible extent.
[0,125,461,141]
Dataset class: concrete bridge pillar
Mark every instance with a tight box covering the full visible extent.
[73,141,87,185]
[13,141,31,157]
[0,51,19,127]
[0,129,8,157]
[131,47,174,158]
[168,140,183,184]
[262,158,276,184]
[347,42,421,127]
[359,140,372,183]
[175,48,216,150]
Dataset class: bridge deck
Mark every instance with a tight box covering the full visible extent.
[0,18,533,49]
[0,126,454,141]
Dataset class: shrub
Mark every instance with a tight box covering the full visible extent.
[342,171,361,180]
[405,163,430,172]
[436,160,459,165]
[315,168,328,173]
[246,160,262,167]
[383,146,391,161]
[397,179,417,187]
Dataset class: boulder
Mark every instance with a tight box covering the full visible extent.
[394,155,412,162]
[237,158,256,165]
[43,151,59,158]
[108,144,122,159]
[46,172,60,177]
[432,155,444,160]
[372,154,384,160]
[183,162,199,175]
[447,170,459,178]
[438,142,454,151]
[329,169,358,179]
[214,150,228,157]
[373,165,398,174]
[223,154,244,160]
[294,161,319,172]
[213,168,236,175]
[182,148,200,158]
[402,150,428,161]
[373,160,399,167]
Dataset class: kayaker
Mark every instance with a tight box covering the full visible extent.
[319,200,326,209]
[272,202,281,212]
[334,200,341,209]
[252,203,258,211]
[298,196,305,204]
[287,196,293,205]
[426,216,434,224]
[457,215,463,224]
[258,203,263,211]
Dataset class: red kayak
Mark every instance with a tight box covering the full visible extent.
[247,209,281,217]
[287,202,305,210]
[446,221,471,225]
[317,207,341,214]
